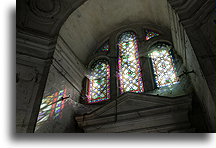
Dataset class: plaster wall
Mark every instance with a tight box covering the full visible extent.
[59,0,171,64]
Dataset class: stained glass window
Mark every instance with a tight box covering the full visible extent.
[35,89,66,131]
[149,43,179,87]
[87,60,110,103]
[145,30,159,40]
[118,31,144,94]
[100,41,109,51]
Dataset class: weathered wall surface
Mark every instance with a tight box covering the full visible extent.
[34,65,88,133]
[16,31,55,133]
[17,0,87,37]
[59,0,171,64]
[200,8,216,56]
[168,3,215,132]
[34,36,89,132]
[16,0,87,133]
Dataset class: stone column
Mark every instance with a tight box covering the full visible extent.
[16,31,56,133]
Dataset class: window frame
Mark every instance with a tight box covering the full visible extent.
[85,25,176,104]
[147,42,179,88]
[86,58,111,104]
[117,31,144,94]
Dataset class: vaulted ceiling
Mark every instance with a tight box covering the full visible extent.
[58,0,171,64]
[17,0,213,65]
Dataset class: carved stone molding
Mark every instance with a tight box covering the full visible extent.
[168,0,215,30]
[168,0,188,7]
[16,31,57,60]
[29,0,60,19]
[17,0,87,37]
[180,0,215,29]
[76,93,193,133]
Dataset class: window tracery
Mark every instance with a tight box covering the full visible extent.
[86,28,180,103]
[145,30,159,40]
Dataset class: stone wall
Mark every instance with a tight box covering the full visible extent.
[16,31,55,133]
[16,0,87,133]
[34,36,89,133]
[168,3,215,132]
[34,65,88,133]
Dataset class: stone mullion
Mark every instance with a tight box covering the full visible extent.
[108,34,119,99]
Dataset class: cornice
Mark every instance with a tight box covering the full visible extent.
[180,0,215,29]
[16,30,57,60]
[168,0,215,30]
[17,0,87,37]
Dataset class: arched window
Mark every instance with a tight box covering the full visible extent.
[85,28,181,104]
[118,31,144,94]
[87,60,110,103]
[149,43,179,87]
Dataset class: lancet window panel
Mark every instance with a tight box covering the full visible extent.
[87,60,110,103]
[118,31,144,94]
[149,43,179,87]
